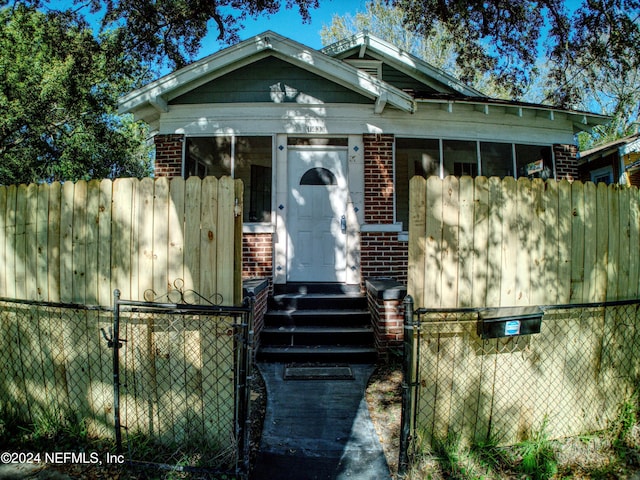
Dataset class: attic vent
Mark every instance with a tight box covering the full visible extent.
[345,59,382,79]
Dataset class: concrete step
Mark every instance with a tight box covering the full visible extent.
[257,345,378,363]
[264,308,371,327]
[258,286,377,363]
[273,283,362,295]
[269,293,368,311]
[261,325,374,346]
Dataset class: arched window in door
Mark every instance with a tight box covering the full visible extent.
[300,167,337,186]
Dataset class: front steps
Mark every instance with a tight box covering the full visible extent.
[257,284,377,363]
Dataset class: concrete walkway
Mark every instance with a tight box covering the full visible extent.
[251,363,391,480]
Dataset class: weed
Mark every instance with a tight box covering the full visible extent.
[612,395,638,452]
[471,433,513,473]
[517,418,558,480]
[431,432,494,480]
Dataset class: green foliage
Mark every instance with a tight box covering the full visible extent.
[321,0,639,148]
[319,0,512,100]
[0,5,153,184]
[612,394,639,456]
[516,419,558,480]
[97,0,319,69]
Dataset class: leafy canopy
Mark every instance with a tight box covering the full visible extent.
[322,0,640,146]
[0,4,153,184]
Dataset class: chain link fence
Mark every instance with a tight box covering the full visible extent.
[399,298,640,473]
[112,292,254,477]
[0,292,255,479]
[0,298,113,436]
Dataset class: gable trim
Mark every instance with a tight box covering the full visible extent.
[322,31,485,98]
[119,31,416,122]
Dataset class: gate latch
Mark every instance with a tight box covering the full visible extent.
[101,327,126,349]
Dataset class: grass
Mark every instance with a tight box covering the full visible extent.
[402,402,640,480]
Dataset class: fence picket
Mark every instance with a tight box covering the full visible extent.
[408,176,427,308]
[570,181,586,302]
[458,177,474,307]
[583,182,597,302]
[47,183,61,303]
[607,186,620,301]
[200,177,218,303]
[0,186,5,297]
[630,189,640,297]
[441,176,459,307]
[618,187,631,299]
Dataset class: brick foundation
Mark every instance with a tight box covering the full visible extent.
[243,278,270,357]
[366,279,407,359]
[361,232,408,285]
[242,233,273,283]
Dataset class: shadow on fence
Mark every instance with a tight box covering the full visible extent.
[399,297,640,474]
[0,293,255,479]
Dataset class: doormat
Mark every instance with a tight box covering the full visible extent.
[283,364,354,380]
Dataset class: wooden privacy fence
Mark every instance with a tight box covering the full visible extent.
[403,176,640,453]
[0,176,245,450]
[0,176,244,307]
[409,176,640,309]
[401,301,640,452]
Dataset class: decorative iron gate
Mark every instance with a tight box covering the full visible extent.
[109,286,255,479]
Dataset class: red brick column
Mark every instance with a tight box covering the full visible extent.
[366,279,407,359]
[554,144,578,181]
[362,133,408,286]
[154,134,184,177]
[364,134,395,223]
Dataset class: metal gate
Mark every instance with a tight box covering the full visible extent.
[109,286,255,479]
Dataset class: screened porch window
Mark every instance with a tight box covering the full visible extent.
[395,138,554,230]
[185,136,272,223]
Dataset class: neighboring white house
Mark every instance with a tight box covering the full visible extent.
[119,31,609,290]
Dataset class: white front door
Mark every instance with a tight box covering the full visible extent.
[287,148,348,282]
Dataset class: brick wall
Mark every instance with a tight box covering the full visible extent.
[361,232,408,285]
[243,233,273,282]
[554,143,578,181]
[364,134,395,223]
[155,134,184,177]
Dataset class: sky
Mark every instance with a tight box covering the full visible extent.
[197,0,368,54]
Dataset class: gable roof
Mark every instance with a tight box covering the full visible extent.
[119,31,416,124]
[579,133,640,168]
[119,30,611,134]
[321,31,486,98]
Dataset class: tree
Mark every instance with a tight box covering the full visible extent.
[319,0,512,99]
[0,5,152,184]
[394,0,640,108]
[323,0,640,147]
[94,0,319,69]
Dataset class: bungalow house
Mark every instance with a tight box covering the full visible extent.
[578,133,640,186]
[119,31,608,360]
